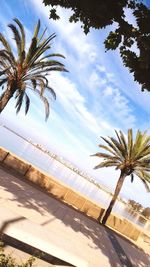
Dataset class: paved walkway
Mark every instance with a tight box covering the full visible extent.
[0,165,149,267]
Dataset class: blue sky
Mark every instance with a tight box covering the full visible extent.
[0,0,150,207]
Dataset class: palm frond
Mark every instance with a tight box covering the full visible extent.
[140,179,150,192]
[31,79,37,90]
[128,129,133,158]
[94,160,119,169]
[37,75,48,87]
[0,78,8,86]
[8,23,22,61]
[110,137,127,158]
[134,144,150,161]
[37,78,45,96]
[33,88,50,120]
[143,171,150,183]
[28,74,56,100]
[34,66,68,73]
[15,91,24,113]
[115,130,127,154]
[42,96,50,120]
[131,173,134,183]
[30,75,48,86]
[132,130,145,158]
[47,85,56,100]
[33,20,40,38]
[13,18,25,52]
[31,59,65,69]
[134,170,150,191]
[0,50,16,70]
[0,59,10,70]
[39,53,65,61]
[100,136,123,159]
[0,68,9,77]
[0,91,5,101]
[23,66,68,81]
[98,144,118,157]
[28,33,56,66]
[115,130,122,145]
[119,130,127,151]
[25,93,30,114]
[0,33,16,63]
[25,37,37,65]
[91,152,120,161]
[37,27,47,44]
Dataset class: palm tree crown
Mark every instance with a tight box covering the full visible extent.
[92,129,150,224]
[93,129,150,190]
[0,18,68,119]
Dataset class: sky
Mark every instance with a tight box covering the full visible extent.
[0,0,150,207]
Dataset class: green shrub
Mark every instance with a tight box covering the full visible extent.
[0,243,36,267]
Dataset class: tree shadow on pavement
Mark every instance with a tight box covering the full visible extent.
[0,165,150,267]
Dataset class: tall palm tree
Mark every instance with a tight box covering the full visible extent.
[0,18,68,119]
[92,129,150,225]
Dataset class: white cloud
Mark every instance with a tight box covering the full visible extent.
[96,65,106,73]
[49,73,103,135]
[89,72,106,89]
[103,86,113,96]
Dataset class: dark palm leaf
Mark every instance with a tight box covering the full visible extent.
[31,79,37,90]
[34,88,50,120]
[0,91,5,101]
[0,50,15,66]
[42,96,50,120]
[0,68,9,76]
[47,86,56,100]
[0,78,8,86]
[0,33,16,63]
[25,93,30,114]
[8,23,22,61]
[13,18,25,52]
[39,53,65,61]
[131,173,134,182]
[15,92,24,113]
[119,130,127,151]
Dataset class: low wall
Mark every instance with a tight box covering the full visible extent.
[0,146,144,241]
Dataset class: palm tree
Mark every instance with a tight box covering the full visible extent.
[92,129,150,225]
[0,18,68,119]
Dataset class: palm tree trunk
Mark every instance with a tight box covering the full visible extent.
[0,89,14,113]
[102,171,126,225]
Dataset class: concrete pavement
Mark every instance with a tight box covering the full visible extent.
[0,165,149,267]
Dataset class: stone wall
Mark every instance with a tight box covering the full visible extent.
[0,146,144,241]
